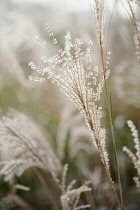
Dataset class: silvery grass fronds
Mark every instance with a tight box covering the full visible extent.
[28,15,124,207]
[123,120,140,188]
[60,164,91,210]
[29,2,124,207]
[124,0,140,60]
[29,28,111,180]
[92,0,105,44]
[92,1,124,208]
[0,110,61,184]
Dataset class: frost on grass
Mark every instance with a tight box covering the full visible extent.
[123,120,140,188]
[0,110,61,181]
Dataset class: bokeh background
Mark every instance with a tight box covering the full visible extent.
[0,0,140,209]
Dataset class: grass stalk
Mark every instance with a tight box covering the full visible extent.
[99,33,124,210]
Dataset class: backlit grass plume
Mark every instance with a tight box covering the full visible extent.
[29,1,124,208]
[0,110,61,182]
[29,29,110,169]
[123,120,140,188]
[28,22,123,207]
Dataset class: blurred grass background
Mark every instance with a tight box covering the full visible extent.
[0,0,140,209]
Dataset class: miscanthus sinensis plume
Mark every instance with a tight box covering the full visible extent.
[123,0,140,60]
[0,110,61,182]
[29,28,111,181]
[29,0,123,207]
[0,111,91,209]
[60,164,91,210]
[123,120,140,188]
